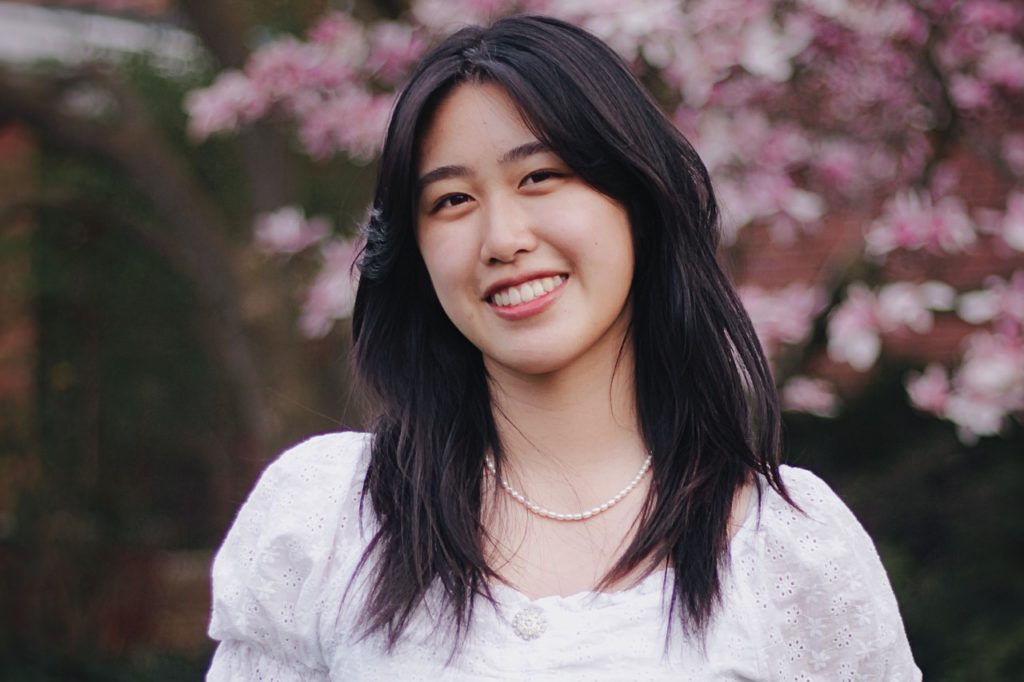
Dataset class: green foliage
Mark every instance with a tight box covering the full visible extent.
[26,170,226,549]
[1,44,377,671]
[0,651,210,681]
[0,60,235,665]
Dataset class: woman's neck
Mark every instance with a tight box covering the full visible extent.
[481,343,652,593]
[485,344,645,478]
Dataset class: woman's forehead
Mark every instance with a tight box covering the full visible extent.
[417,82,538,170]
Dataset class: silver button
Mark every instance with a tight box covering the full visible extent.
[511,605,547,640]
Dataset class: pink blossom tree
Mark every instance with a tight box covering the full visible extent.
[186,0,1024,442]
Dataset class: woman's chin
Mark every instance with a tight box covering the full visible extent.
[483,351,578,380]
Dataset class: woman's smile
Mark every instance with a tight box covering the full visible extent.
[486,273,568,320]
[487,273,567,307]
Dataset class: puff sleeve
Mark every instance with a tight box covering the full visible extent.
[206,432,371,682]
[737,465,921,681]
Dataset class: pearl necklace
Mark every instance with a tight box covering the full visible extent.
[484,453,653,522]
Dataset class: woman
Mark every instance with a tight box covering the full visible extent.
[208,15,920,680]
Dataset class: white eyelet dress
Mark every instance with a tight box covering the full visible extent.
[206,432,922,681]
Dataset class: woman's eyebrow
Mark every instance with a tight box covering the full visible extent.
[498,140,549,164]
[416,141,551,192]
[417,164,468,192]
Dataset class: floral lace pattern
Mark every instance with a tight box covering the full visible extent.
[207,432,921,681]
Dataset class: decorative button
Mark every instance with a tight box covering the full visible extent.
[511,605,547,641]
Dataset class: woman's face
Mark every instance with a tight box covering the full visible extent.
[415,82,634,380]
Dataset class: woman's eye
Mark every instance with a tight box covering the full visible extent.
[432,193,472,212]
[522,170,560,186]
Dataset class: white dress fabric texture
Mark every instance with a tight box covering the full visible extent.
[207,432,922,681]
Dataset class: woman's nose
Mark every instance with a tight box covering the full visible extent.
[479,195,538,264]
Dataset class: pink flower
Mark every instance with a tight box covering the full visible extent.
[812,139,862,190]
[876,281,953,333]
[690,110,741,173]
[1000,193,1024,252]
[297,90,392,160]
[247,39,332,100]
[827,280,952,370]
[950,74,991,110]
[253,206,331,255]
[759,123,813,171]
[308,11,366,47]
[713,179,751,242]
[935,330,1024,442]
[976,193,1024,252]
[877,2,928,44]
[1000,271,1024,325]
[865,192,929,256]
[1002,133,1024,176]
[956,288,1002,325]
[865,191,976,258]
[937,23,985,72]
[184,71,268,139]
[735,170,824,235]
[737,14,812,82]
[978,36,1024,90]
[545,0,686,64]
[905,364,950,415]
[411,0,513,31]
[782,376,839,417]
[740,283,826,358]
[299,238,362,338]
[907,333,1022,443]
[906,288,1024,442]
[957,271,1024,327]
[960,0,1022,31]
[944,394,1007,443]
[956,332,1024,399]
[929,162,960,200]
[827,284,882,371]
[366,22,428,84]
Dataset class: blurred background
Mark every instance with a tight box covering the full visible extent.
[0,0,1021,679]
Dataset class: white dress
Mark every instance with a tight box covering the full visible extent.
[207,431,922,681]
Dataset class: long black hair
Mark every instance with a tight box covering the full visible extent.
[351,14,788,649]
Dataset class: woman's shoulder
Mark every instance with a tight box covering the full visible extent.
[211,429,373,580]
[730,464,920,680]
[759,464,867,536]
[740,464,898,601]
[265,429,372,482]
[251,430,372,508]
[221,430,372,553]
[207,431,373,678]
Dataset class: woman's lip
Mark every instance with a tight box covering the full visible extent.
[482,271,568,300]
[488,276,567,320]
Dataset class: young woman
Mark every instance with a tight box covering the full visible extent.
[207,15,920,680]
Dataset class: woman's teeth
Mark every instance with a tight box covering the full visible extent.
[491,275,566,307]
